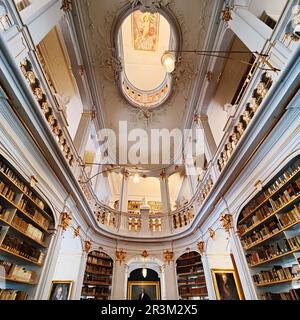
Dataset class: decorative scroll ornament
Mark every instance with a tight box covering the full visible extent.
[84,240,91,253]
[116,249,127,264]
[206,71,213,82]
[197,241,205,255]
[130,0,171,13]
[220,213,233,232]
[59,212,72,231]
[73,226,81,238]
[163,250,174,264]
[208,227,215,238]
[30,176,38,188]
[61,0,72,12]
[141,250,149,258]
[222,5,232,22]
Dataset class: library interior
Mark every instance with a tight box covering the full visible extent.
[0,0,300,301]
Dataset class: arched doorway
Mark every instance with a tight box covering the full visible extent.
[127,268,160,300]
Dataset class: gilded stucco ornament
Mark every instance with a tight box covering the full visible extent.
[163,250,174,264]
[116,249,127,264]
[59,211,72,231]
[84,240,92,253]
[197,241,205,255]
[222,5,232,22]
[61,0,72,12]
[220,213,233,232]
[208,228,215,238]
[73,226,81,238]
[130,0,172,13]
[141,250,149,258]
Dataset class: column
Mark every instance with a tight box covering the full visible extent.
[228,229,258,300]
[195,115,217,162]
[229,7,289,70]
[73,112,92,159]
[160,176,172,232]
[201,253,216,300]
[163,261,179,299]
[111,262,127,300]
[230,8,273,53]
[37,228,64,299]
[159,265,167,300]
[140,210,149,233]
[73,252,88,300]
[119,173,129,231]
[159,176,171,213]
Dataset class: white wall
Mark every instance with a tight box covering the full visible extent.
[52,228,84,300]
[206,229,234,270]
[248,0,288,20]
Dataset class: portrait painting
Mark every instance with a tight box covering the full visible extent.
[128,281,160,300]
[132,11,160,51]
[48,281,73,300]
[211,269,244,300]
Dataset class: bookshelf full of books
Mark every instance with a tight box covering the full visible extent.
[237,155,300,300]
[81,251,113,300]
[176,251,208,300]
[0,155,54,300]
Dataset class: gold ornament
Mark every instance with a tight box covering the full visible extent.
[197,241,205,255]
[116,249,127,264]
[61,0,72,12]
[59,212,72,231]
[163,250,174,264]
[141,250,149,258]
[73,226,80,238]
[220,213,233,232]
[84,240,91,253]
[208,227,215,238]
[222,6,232,22]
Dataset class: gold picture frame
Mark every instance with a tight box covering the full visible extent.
[48,280,73,300]
[211,269,244,300]
[128,281,160,300]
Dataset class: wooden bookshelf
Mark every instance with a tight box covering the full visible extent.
[0,155,54,300]
[237,155,300,300]
[81,250,113,300]
[176,251,208,300]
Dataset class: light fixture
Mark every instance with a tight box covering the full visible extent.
[161,51,176,73]
[142,267,147,278]
[161,50,280,74]
[133,173,140,184]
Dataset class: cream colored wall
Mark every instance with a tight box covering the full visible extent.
[206,229,234,270]
[52,229,84,300]
[38,28,83,139]
[208,36,252,145]
[127,176,162,202]
[248,0,288,20]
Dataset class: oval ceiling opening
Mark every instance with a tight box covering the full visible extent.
[121,10,171,91]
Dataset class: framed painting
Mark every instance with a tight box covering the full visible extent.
[48,281,73,300]
[131,11,160,51]
[128,281,160,300]
[211,269,244,300]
